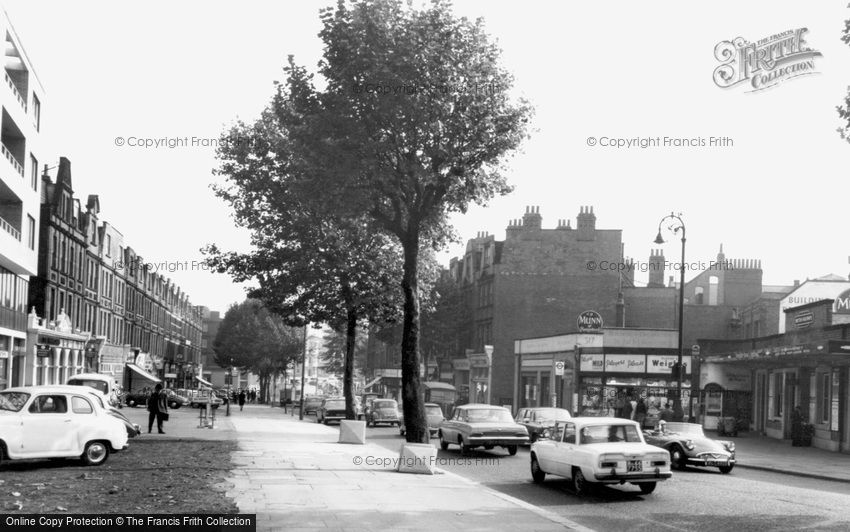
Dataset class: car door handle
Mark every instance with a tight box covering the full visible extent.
[64,419,72,423]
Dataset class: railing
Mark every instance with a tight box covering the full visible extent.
[4,70,27,112]
[0,215,20,240]
[1,143,24,176]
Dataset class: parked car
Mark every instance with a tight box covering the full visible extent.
[530,417,671,495]
[59,386,140,439]
[124,390,150,408]
[438,404,529,456]
[302,396,324,416]
[399,402,445,438]
[516,407,572,443]
[317,398,346,425]
[643,422,736,474]
[66,373,122,409]
[0,386,129,466]
[190,389,223,409]
[367,399,400,427]
[166,389,190,409]
[359,393,380,420]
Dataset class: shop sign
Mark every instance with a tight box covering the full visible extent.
[794,310,813,328]
[164,373,177,379]
[36,345,52,357]
[579,354,604,372]
[453,359,471,371]
[604,354,645,373]
[577,310,603,333]
[647,355,692,374]
[0,350,8,359]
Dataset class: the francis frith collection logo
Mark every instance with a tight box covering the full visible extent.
[713,28,822,92]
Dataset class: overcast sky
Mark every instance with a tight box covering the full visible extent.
[4,1,849,312]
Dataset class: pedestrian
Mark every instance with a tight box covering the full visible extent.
[147,383,169,434]
[635,397,647,428]
[791,406,804,446]
[621,395,634,420]
[659,402,673,423]
[238,389,246,411]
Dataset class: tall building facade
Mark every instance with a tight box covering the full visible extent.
[0,9,46,389]
[27,157,203,388]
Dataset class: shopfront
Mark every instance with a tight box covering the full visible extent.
[24,309,88,386]
[515,328,680,419]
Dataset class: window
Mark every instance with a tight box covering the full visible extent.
[28,395,68,414]
[71,396,93,414]
[106,234,112,256]
[562,422,575,444]
[27,215,35,249]
[708,276,719,305]
[694,287,704,305]
[821,373,830,424]
[32,94,41,131]
[30,154,38,191]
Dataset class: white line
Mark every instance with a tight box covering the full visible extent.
[436,468,597,532]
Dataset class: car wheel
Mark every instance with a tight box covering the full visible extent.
[323,418,329,425]
[316,416,322,423]
[572,467,592,496]
[669,445,687,470]
[439,434,449,451]
[638,482,657,495]
[718,464,734,474]
[81,441,109,466]
[531,455,546,483]
[168,401,177,409]
[399,426,405,436]
[127,399,136,408]
[507,445,518,456]
[459,437,471,456]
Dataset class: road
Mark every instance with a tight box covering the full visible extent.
[364,424,850,531]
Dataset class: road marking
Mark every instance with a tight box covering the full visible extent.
[436,468,597,532]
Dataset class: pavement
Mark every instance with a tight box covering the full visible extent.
[121,404,850,530]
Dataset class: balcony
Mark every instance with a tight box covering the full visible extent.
[0,143,23,176]
[0,214,20,240]
[3,70,26,112]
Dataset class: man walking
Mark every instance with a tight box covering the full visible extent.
[147,383,169,434]
[238,389,246,411]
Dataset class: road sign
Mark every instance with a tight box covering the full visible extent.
[691,345,700,356]
[554,361,565,376]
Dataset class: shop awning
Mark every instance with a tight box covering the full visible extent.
[195,376,213,388]
[125,363,161,383]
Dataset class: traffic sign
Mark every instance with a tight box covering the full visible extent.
[554,361,565,376]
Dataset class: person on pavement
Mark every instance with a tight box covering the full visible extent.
[238,389,246,411]
[147,383,169,434]
[635,398,647,428]
[791,405,804,446]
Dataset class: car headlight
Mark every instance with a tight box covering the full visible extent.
[724,441,735,452]
[684,439,695,451]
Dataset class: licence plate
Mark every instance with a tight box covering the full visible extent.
[705,460,728,466]
[627,460,643,472]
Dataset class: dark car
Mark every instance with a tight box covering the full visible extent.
[302,396,324,416]
[317,398,347,425]
[166,389,190,409]
[124,390,150,408]
[516,407,572,443]
[643,422,736,474]
[399,402,445,438]
[367,399,400,427]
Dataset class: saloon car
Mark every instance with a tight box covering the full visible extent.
[367,399,400,427]
[530,417,671,495]
[317,398,346,425]
[439,404,529,456]
[399,402,445,438]
[516,407,572,443]
[0,386,129,466]
[64,386,141,439]
[643,422,736,474]
[302,396,324,416]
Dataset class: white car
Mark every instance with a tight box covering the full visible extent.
[0,385,129,466]
[530,417,672,495]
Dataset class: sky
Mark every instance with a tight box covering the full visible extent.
[4,0,849,312]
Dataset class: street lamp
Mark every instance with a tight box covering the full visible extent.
[654,212,686,422]
[484,344,494,405]
[299,324,308,421]
[225,358,233,417]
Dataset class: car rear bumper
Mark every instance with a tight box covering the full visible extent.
[594,470,672,482]
[468,437,529,446]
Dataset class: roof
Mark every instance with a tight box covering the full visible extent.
[561,417,640,425]
[456,403,508,409]
[3,385,106,395]
[421,381,456,391]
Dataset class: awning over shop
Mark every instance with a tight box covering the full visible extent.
[195,376,213,388]
[125,363,161,383]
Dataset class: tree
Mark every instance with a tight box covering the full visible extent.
[420,271,467,380]
[213,299,302,402]
[277,0,532,441]
[838,12,850,143]
[321,328,368,378]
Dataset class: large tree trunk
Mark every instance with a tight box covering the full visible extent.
[343,299,357,420]
[400,231,428,443]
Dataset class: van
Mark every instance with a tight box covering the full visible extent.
[66,373,121,408]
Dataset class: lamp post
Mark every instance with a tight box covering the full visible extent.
[484,345,494,405]
[654,212,686,422]
[299,324,308,421]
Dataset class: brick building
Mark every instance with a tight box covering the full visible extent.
[27,157,204,388]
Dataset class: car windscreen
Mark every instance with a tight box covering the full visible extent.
[0,392,30,412]
[580,424,642,444]
[466,409,513,423]
[533,408,570,422]
[373,400,397,409]
[664,423,704,437]
[68,379,109,394]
